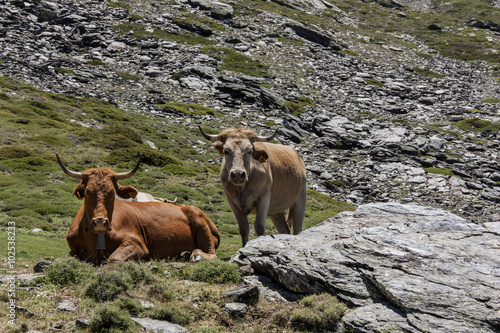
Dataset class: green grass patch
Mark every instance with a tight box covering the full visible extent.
[482,98,500,103]
[156,102,223,117]
[453,118,500,132]
[364,78,384,87]
[424,167,455,176]
[0,230,69,261]
[44,257,95,286]
[182,259,242,284]
[201,46,269,77]
[273,293,347,330]
[116,72,140,81]
[281,96,315,116]
[113,22,215,45]
[54,67,75,75]
[89,304,135,333]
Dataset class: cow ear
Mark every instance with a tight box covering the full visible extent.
[214,142,224,155]
[116,185,139,199]
[74,183,85,200]
[253,148,269,163]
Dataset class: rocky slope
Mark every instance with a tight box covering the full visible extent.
[0,0,499,224]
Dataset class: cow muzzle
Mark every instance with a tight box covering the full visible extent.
[89,217,110,233]
[229,169,248,185]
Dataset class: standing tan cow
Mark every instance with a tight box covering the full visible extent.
[199,127,307,246]
[57,154,219,264]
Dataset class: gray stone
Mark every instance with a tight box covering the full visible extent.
[56,300,77,312]
[33,260,52,272]
[225,302,248,317]
[188,0,234,19]
[232,203,500,333]
[222,285,259,305]
[131,317,189,332]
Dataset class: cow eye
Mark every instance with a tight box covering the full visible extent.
[223,149,230,155]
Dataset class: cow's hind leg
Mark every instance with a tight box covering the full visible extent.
[288,189,306,235]
[270,213,291,234]
[183,206,219,262]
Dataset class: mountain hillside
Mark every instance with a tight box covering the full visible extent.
[1,0,498,227]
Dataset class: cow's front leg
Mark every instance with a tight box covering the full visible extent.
[254,192,271,238]
[107,238,149,262]
[234,213,250,247]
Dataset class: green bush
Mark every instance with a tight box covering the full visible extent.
[103,147,179,167]
[424,167,455,176]
[0,146,34,160]
[291,293,346,330]
[453,118,500,132]
[149,304,191,326]
[85,270,133,302]
[44,258,95,286]
[182,259,242,284]
[1,156,54,171]
[85,261,155,302]
[89,304,135,333]
[115,295,143,316]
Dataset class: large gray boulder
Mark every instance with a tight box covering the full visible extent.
[232,202,500,333]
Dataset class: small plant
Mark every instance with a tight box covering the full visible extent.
[85,269,133,302]
[86,59,106,66]
[115,295,144,316]
[364,78,384,87]
[54,67,75,75]
[201,46,269,77]
[482,98,500,103]
[272,293,346,330]
[281,96,315,116]
[44,257,95,286]
[182,259,242,284]
[89,304,135,333]
[453,118,500,132]
[149,304,191,326]
[424,167,455,177]
[117,72,140,81]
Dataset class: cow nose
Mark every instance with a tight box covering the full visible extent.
[91,217,110,233]
[230,170,246,182]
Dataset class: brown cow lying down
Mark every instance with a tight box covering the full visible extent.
[56,154,219,264]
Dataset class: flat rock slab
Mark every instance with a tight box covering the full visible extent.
[131,317,189,333]
[232,202,500,333]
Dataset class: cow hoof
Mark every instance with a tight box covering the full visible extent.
[180,251,191,261]
[190,254,206,263]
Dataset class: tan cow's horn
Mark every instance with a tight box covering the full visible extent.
[115,153,142,180]
[56,154,83,179]
[198,126,219,142]
[256,129,278,142]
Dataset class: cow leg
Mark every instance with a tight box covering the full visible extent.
[235,213,250,247]
[188,209,218,262]
[289,189,307,235]
[254,192,271,237]
[270,213,291,234]
[107,238,149,262]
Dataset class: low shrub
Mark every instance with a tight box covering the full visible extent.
[85,270,133,302]
[274,293,347,330]
[44,258,95,286]
[103,147,179,167]
[115,295,143,316]
[149,304,191,326]
[424,167,455,176]
[0,146,34,160]
[85,261,155,302]
[89,304,135,333]
[182,259,242,284]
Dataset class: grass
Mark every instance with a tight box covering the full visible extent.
[156,102,223,117]
[201,46,270,77]
[113,22,216,45]
[424,167,456,177]
[453,118,500,132]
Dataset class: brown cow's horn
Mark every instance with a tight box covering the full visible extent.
[115,153,142,180]
[256,129,278,142]
[198,126,219,142]
[56,154,83,179]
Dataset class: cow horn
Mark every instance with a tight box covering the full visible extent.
[198,126,219,142]
[115,153,142,180]
[56,154,83,179]
[256,129,278,142]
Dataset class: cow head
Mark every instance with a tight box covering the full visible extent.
[199,126,276,186]
[56,154,141,233]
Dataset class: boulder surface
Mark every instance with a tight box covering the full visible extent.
[233,202,500,332]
